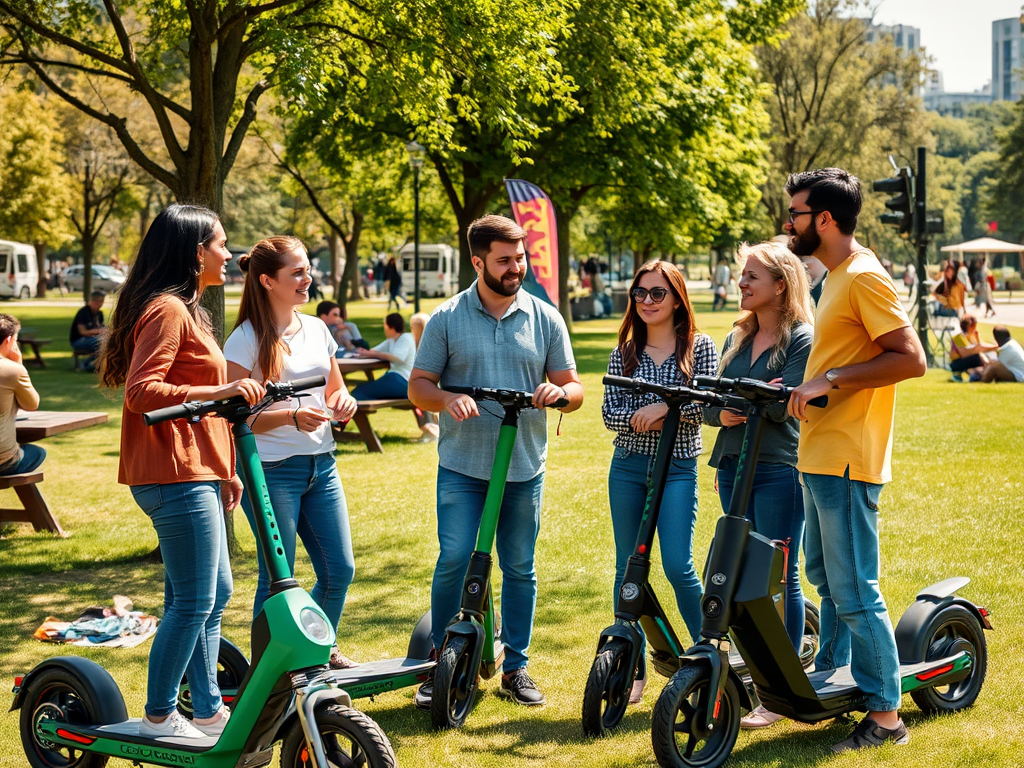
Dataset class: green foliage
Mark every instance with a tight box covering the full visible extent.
[0,84,73,248]
[982,98,1024,242]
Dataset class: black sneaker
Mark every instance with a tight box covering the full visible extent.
[497,668,545,706]
[832,718,909,753]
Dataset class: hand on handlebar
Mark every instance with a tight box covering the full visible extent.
[531,382,567,410]
[630,402,668,432]
[720,409,747,427]
[787,374,832,422]
[444,392,479,422]
[218,378,266,405]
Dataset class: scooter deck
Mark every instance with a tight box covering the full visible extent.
[325,656,434,698]
[70,719,218,750]
[807,654,966,698]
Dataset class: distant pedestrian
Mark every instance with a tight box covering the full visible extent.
[385,257,406,311]
[711,256,732,311]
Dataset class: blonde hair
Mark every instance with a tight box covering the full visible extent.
[719,242,814,372]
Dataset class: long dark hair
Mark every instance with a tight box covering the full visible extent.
[100,204,218,388]
[617,260,697,378]
[235,236,305,382]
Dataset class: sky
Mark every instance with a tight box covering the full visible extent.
[874,0,1023,93]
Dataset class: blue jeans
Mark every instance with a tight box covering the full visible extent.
[240,452,354,631]
[802,469,901,711]
[72,336,100,368]
[131,481,232,719]
[0,443,45,475]
[716,458,805,649]
[430,466,544,671]
[608,450,702,643]
[351,372,409,401]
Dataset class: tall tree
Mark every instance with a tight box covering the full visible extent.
[983,97,1024,242]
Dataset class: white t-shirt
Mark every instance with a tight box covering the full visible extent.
[997,338,1024,382]
[223,313,338,461]
[374,333,416,380]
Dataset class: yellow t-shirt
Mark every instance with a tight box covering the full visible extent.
[798,250,910,484]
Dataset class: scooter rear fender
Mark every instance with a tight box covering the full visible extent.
[895,588,992,664]
[10,656,128,724]
[406,611,433,661]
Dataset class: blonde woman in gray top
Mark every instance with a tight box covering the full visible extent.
[0,314,43,476]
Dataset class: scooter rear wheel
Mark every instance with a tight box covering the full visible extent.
[20,668,109,768]
[177,637,250,718]
[431,635,478,730]
[280,703,396,768]
[652,664,740,768]
[909,604,987,713]
[582,639,634,737]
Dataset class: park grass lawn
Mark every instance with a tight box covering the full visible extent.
[1,293,1022,767]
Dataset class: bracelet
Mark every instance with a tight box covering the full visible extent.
[292,408,301,431]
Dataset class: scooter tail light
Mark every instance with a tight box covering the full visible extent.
[978,607,993,630]
[56,729,96,745]
[916,663,954,682]
[12,675,23,693]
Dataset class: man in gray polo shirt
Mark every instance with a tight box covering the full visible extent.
[409,214,583,706]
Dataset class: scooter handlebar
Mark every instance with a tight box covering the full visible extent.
[443,385,568,410]
[602,375,730,408]
[693,375,828,409]
[143,375,327,426]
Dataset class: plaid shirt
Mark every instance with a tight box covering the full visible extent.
[602,333,719,460]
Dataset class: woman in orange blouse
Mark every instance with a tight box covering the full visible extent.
[100,204,264,740]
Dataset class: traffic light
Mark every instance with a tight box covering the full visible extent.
[926,210,945,235]
[873,168,914,234]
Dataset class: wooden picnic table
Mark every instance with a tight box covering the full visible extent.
[17,337,52,368]
[0,410,109,536]
[337,357,389,381]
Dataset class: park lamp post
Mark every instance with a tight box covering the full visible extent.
[405,140,426,313]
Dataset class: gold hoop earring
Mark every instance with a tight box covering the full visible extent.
[199,261,205,276]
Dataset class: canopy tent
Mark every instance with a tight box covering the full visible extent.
[941,237,1023,272]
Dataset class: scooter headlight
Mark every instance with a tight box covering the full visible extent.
[299,607,332,643]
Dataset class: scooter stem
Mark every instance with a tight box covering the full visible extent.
[476,420,518,552]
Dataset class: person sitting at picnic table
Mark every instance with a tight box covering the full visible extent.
[351,312,416,401]
[0,314,44,477]
[931,260,966,318]
[69,290,107,371]
[316,300,368,354]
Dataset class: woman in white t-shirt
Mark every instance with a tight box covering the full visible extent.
[350,313,417,400]
[223,236,359,670]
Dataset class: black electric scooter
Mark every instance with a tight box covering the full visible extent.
[582,375,819,737]
[650,375,991,768]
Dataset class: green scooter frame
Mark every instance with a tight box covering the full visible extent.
[12,377,396,768]
[429,385,567,730]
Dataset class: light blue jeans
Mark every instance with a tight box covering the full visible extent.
[240,452,354,631]
[430,466,544,672]
[131,481,231,719]
[802,469,901,711]
[608,450,703,644]
[351,371,409,401]
[716,457,805,650]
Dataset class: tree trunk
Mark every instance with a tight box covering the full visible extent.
[33,244,47,299]
[82,233,94,300]
[343,211,364,305]
[552,200,573,333]
[328,231,343,300]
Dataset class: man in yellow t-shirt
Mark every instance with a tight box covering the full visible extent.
[785,169,926,753]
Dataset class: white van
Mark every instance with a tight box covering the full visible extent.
[399,243,459,298]
[0,240,39,299]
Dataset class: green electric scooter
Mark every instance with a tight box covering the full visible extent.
[429,385,568,730]
[12,377,396,768]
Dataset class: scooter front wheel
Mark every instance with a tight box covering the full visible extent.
[651,664,740,768]
[431,635,479,730]
[20,668,110,768]
[280,703,396,768]
[909,604,987,713]
[582,639,634,737]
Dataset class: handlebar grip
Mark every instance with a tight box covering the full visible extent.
[603,375,638,388]
[808,395,829,408]
[445,385,476,396]
[551,398,569,409]
[269,375,325,396]
[143,402,200,426]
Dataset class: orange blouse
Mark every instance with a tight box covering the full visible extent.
[118,294,234,486]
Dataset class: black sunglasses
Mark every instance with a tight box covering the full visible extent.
[788,209,824,224]
[631,287,670,304]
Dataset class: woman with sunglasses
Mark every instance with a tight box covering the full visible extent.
[602,260,718,705]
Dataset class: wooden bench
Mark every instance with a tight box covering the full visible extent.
[332,398,418,453]
[18,338,51,368]
[0,471,65,536]
[72,348,93,371]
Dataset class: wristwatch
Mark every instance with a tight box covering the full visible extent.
[825,368,841,388]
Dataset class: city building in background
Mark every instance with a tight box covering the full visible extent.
[992,15,1023,102]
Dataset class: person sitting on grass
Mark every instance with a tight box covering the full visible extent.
[350,313,416,401]
[949,314,990,382]
[69,290,107,371]
[0,314,44,477]
[316,300,368,354]
[981,326,1024,383]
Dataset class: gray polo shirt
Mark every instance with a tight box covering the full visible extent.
[414,280,576,482]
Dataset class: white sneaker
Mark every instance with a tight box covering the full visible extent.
[139,711,205,739]
[740,704,785,729]
[194,705,231,737]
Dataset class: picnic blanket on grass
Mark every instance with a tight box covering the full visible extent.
[33,595,158,649]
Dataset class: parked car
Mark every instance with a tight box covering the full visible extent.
[62,264,126,293]
[0,240,39,299]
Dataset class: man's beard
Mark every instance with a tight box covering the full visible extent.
[789,221,822,257]
[483,265,524,297]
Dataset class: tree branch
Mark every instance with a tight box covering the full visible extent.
[221,80,270,177]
